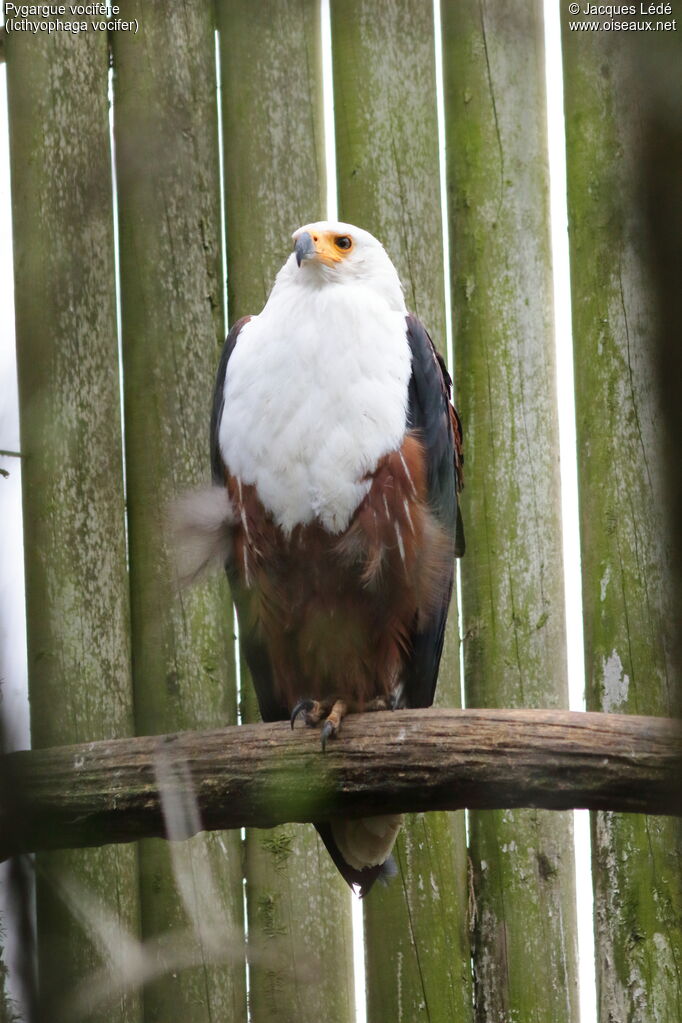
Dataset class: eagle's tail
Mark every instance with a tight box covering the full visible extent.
[315,815,402,898]
[167,485,236,587]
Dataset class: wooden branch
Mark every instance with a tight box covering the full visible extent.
[1,709,680,861]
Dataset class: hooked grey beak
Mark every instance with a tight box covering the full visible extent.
[295,231,316,267]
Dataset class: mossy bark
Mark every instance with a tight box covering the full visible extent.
[562,19,682,1022]
[443,3,579,1020]
[5,17,141,1023]
[216,4,355,1021]
[330,2,472,1020]
[111,3,246,1020]
[5,709,681,858]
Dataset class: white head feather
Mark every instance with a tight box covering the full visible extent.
[275,221,407,314]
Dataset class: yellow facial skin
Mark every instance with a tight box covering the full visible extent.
[308,230,354,266]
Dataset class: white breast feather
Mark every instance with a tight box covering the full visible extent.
[219,272,411,534]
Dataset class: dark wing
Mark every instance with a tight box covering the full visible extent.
[210,316,289,724]
[402,313,464,709]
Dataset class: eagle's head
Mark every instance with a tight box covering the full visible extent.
[282,220,406,313]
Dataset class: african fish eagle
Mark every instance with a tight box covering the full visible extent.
[177,222,464,896]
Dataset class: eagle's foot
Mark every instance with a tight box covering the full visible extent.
[290,698,329,728]
[290,697,348,751]
[320,699,347,752]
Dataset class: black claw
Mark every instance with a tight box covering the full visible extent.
[291,699,314,729]
[320,720,334,752]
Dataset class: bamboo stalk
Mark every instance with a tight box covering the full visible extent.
[4,19,141,1022]
[443,2,580,1019]
[216,4,355,1020]
[330,4,473,1017]
[3,709,680,859]
[110,3,246,1020]
[561,19,682,1021]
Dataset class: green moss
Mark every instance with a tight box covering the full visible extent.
[256,893,287,940]
[260,829,294,872]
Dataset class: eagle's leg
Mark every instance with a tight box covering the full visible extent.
[320,699,348,752]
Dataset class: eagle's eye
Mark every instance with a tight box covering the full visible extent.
[334,235,353,251]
